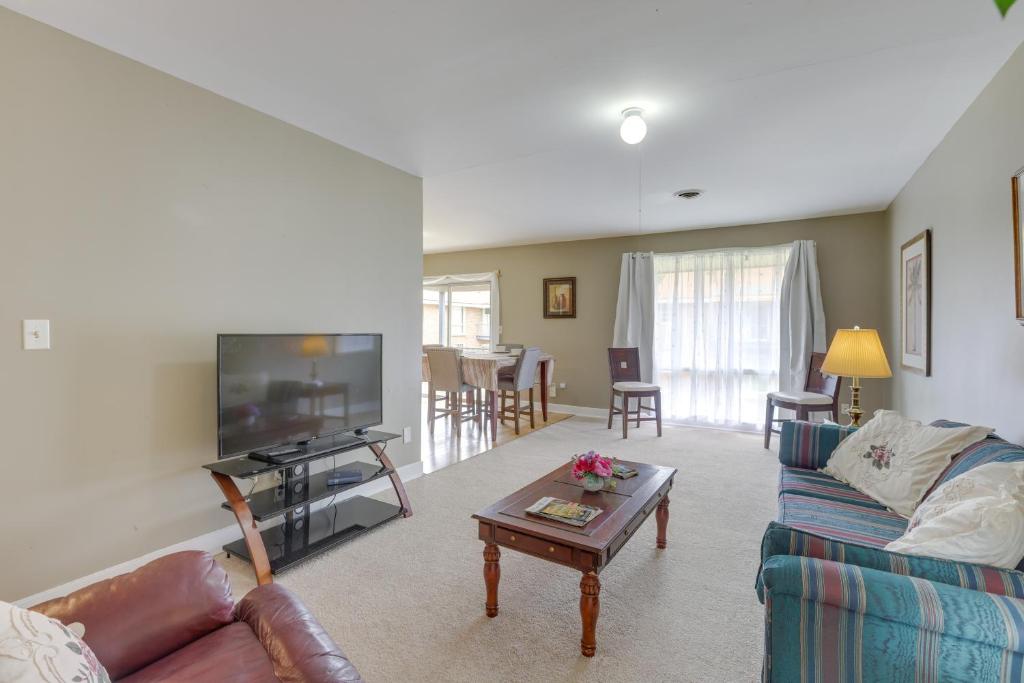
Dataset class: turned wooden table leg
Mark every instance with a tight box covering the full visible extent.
[484,543,501,617]
[656,494,670,549]
[580,571,601,657]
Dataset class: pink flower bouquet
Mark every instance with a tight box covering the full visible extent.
[572,450,615,492]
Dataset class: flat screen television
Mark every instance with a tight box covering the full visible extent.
[217,333,382,458]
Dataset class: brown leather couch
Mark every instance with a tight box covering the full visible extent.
[31,551,362,682]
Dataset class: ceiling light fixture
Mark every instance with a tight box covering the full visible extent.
[619,107,647,145]
[674,189,704,200]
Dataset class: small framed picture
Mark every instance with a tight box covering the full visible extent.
[543,277,576,319]
[1012,168,1024,323]
[900,229,931,375]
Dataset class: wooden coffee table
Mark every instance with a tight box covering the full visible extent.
[472,460,675,657]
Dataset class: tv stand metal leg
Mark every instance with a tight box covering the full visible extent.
[210,471,272,586]
[368,442,413,518]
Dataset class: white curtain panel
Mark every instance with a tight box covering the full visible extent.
[612,252,655,382]
[778,240,827,394]
[422,272,500,349]
[653,245,790,430]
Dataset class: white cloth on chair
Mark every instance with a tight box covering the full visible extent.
[768,390,832,405]
[613,381,660,392]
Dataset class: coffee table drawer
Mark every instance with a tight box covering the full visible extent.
[496,527,572,563]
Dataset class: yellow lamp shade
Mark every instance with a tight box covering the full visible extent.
[821,327,892,378]
[300,335,330,358]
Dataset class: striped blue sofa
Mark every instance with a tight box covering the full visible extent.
[758,420,1024,682]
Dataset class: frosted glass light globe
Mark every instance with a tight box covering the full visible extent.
[620,109,647,145]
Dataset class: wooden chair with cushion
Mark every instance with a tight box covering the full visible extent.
[607,347,662,439]
[425,347,477,436]
[763,351,841,448]
[496,347,542,435]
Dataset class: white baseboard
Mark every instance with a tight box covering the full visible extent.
[15,460,423,608]
[548,403,607,419]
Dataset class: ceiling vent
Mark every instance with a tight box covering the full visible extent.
[674,189,704,200]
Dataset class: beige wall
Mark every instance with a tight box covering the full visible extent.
[0,8,422,601]
[426,213,889,413]
[886,43,1024,442]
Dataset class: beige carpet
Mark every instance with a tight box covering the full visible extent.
[222,417,779,682]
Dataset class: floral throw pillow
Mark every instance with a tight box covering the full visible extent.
[821,410,992,518]
[0,601,110,683]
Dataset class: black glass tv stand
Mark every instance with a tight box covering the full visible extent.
[203,430,411,584]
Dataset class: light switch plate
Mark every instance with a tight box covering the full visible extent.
[23,320,50,350]
[403,426,412,444]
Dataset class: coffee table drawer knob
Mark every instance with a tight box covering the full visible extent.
[548,546,555,553]
[510,535,516,541]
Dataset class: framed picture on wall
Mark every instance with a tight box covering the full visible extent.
[900,229,931,375]
[1013,167,1024,323]
[543,277,576,318]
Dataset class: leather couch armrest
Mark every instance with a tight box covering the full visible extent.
[31,551,234,680]
[235,583,363,683]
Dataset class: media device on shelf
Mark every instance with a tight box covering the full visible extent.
[217,333,383,461]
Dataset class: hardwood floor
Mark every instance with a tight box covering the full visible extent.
[421,392,572,474]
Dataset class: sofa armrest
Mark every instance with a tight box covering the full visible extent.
[31,551,234,680]
[762,556,1024,681]
[756,522,1024,603]
[778,420,857,469]
[234,583,363,683]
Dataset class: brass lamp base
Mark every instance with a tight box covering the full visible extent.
[846,377,863,427]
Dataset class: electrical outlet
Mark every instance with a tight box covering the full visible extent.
[23,320,50,350]
[558,382,567,389]
[841,403,850,413]
[402,426,412,444]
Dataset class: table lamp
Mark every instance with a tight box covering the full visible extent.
[301,335,330,382]
[820,326,892,427]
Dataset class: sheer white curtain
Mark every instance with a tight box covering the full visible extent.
[779,240,827,393]
[653,245,790,430]
[612,252,655,382]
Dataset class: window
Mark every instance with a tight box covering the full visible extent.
[653,245,790,430]
[451,305,466,336]
[421,277,495,350]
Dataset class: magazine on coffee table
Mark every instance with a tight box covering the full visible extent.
[525,497,603,527]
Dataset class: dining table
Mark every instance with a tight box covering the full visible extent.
[421,350,556,440]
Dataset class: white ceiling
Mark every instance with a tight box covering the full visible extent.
[5,1,1024,252]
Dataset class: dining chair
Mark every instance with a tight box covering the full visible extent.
[423,344,451,413]
[607,347,662,439]
[496,343,524,380]
[763,352,841,448]
[425,347,477,436]
[495,347,542,435]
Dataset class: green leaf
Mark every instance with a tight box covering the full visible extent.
[995,0,1017,17]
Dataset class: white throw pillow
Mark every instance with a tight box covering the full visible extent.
[0,601,110,683]
[821,410,991,518]
[884,462,1024,569]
